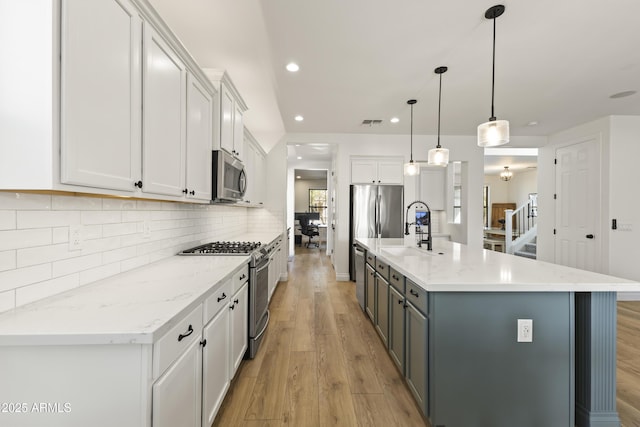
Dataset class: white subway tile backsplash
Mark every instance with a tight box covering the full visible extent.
[0,229,52,251]
[52,253,102,278]
[52,195,102,211]
[17,210,81,229]
[0,211,16,230]
[0,264,51,293]
[79,262,121,287]
[0,191,259,312]
[0,251,16,272]
[0,290,15,312]
[17,243,77,268]
[15,274,80,306]
[81,211,122,225]
[0,192,52,210]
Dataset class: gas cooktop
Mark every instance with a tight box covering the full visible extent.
[179,241,262,255]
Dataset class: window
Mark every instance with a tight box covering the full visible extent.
[450,161,462,224]
[483,185,490,228]
[309,189,327,225]
[453,185,462,224]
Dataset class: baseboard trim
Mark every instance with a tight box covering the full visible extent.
[335,273,350,282]
[617,292,640,301]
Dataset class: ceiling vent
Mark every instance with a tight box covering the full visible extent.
[361,119,383,126]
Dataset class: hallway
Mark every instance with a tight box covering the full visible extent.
[212,246,427,426]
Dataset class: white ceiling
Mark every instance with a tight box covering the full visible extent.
[149,0,640,159]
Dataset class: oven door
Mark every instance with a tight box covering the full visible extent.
[248,255,270,358]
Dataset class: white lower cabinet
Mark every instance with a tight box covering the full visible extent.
[202,306,230,427]
[230,282,248,376]
[152,337,203,427]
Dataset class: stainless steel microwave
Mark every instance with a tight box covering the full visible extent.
[212,150,246,202]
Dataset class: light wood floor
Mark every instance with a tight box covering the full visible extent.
[212,247,640,427]
[212,245,428,427]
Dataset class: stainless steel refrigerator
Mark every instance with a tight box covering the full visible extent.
[349,184,404,281]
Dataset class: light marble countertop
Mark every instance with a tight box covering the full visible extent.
[357,237,640,292]
[0,231,284,346]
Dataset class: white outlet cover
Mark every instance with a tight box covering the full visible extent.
[69,225,84,251]
[517,318,533,343]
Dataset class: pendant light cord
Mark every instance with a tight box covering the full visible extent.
[490,14,496,121]
[437,73,442,148]
[410,102,414,162]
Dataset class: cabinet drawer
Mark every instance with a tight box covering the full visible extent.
[154,304,203,378]
[204,278,233,323]
[406,279,428,315]
[375,259,389,280]
[366,252,375,267]
[389,267,404,292]
[232,264,249,294]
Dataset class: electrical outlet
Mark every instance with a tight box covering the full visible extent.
[69,225,84,251]
[517,319,533,343]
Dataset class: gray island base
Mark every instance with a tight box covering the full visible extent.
[356,238,637,427]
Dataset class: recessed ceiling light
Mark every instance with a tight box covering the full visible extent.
[294,115,304,122]
[527,121,538,126]
[390,117,400,123]
[296,175,301,179]
[610,90,636,99]
[286,62,300,72]
[297,156,302,160]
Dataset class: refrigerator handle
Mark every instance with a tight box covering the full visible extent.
[377,193,382,237]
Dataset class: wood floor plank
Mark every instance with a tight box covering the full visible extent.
[618,300,640,427]
[317,333,359,426]
[352,393,398,427]
[281,351,319,426]
[244,347,291,420]
[211,374,257,427]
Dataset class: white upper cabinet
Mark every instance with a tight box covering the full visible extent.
[60,0,142,192]
[203,69,248,162]
[185,74,213,201]
[142,24,187,197]
[351,158,403,184]
[242,129,266,206]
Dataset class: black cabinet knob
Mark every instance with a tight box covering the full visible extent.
[200,339,207,347]
[182,188,188,194]
[134,180,143,189]
[586,234,595,239]
[189,190,195,195]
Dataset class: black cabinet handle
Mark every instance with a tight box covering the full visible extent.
[234,299,239,305]
[217,293,227,302]
[200,339,207,347]
[230,304,235,310]
[189,190,195,195]
[398,299,404,305]
[178,324,193,342]
[239,274,246,280]
[586,234,594,239]
[409,289,419,298]
[392,274,399,280]
[134,180,143,189]
[182,188,188,194]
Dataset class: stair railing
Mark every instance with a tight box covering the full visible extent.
[504,199,538,254]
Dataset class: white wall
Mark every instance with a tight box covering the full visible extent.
[509,169,538,210]
[294,179,327,213]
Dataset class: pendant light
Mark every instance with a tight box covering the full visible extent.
[428,66,450,167]
[404,99,420,176]
[477,4,509,147]
[500,166,513,181]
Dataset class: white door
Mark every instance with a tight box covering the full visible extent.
[202,307,229,427]
[229,282,248,377]
[143,25,186,197]
[185,74,213,201]
[152,337,202,427]
[60,0,142,191]
[555,138,601,272]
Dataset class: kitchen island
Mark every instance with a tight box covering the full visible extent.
[357,237,640,427]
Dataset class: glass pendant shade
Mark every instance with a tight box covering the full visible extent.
[500,166,513,181]
[477,119,509,147]
[428,147,449,167]
[404,160,420,176]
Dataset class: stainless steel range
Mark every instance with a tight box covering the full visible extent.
[179,240,273,359]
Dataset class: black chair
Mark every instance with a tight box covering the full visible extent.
[299,216,320,248]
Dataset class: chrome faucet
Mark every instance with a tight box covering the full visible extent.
[404,200,432,251]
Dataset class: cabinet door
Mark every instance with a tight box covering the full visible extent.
[254,150,265,205]
[375,275,389,347]
[202,307,229,427]
[60,0,142,191]
[230,282,248,377]
[365,265,376,322]
[351,159,378,183]
[233,105,244,160]
[219,85,234,155]
[377,160,403,184]
[268,253,277,300]
[419,168,445,211]
[185,73,213,201]
[152,337,202,427]
[405,302,428,416]
[143,24,186,197]
[242,140,255,204]
[389,285,405,373]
